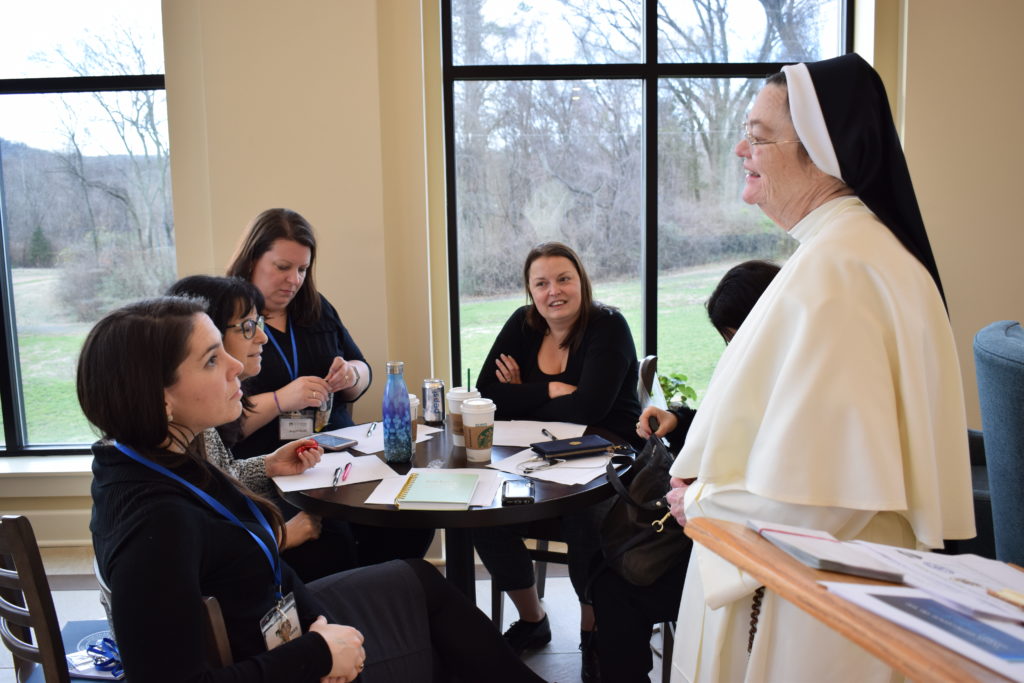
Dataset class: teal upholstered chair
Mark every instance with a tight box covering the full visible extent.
[974,320,1024,566]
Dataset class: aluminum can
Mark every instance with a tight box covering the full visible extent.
[422,378,446,425]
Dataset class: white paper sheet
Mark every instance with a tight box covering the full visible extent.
[272,452,400,492]
[488,448,613,485]
[491,420,587,447]
[318,423,442,455]
[364,468,503,508]
[823,583,1024,680]
[855,541,1024,621]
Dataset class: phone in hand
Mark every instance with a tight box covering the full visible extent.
[310,433,358,451]
[501,479,535,505]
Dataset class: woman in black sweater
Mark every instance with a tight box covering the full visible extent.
[473,242,642,682]
[80,296,544,683]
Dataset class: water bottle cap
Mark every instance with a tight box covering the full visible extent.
[386,361,405,374]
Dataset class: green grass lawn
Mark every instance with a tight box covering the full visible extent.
[459,262,734,407]
[9,269,95,445]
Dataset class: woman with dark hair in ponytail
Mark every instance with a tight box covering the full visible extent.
[81,297,546,683]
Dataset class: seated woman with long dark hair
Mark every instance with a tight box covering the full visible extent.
[167,274,357,580]
[473,242,642,682]
[80,296,545,683]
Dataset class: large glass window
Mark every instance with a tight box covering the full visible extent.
[0,0,172,451]
[444,0,848,403]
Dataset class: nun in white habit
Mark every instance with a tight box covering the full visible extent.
[664,54,976,682]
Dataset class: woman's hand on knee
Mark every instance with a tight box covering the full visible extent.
[309,617,365,682]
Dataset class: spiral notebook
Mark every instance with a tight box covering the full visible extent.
[395,471,480,510]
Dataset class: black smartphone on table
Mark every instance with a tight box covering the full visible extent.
[501,479,535,505]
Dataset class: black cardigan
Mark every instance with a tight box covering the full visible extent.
[476,305,643,449]
[90,443,333,682]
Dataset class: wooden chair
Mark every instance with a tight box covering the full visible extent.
[638,355,667,410]
[0,514,70,683]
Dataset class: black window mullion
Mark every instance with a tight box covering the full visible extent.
[642,0,658,357]
[0,144,27,448]
[441,0,463,387]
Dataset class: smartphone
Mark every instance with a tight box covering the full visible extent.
[501,479,535,505]
[310,433,358,451]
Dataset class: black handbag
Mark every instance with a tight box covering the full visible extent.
[595,435,693,587]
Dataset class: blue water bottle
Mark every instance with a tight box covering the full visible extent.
[382,361,413,463]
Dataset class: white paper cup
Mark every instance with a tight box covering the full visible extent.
[408,394,420,423]
[461,398,495,462]
[408,394,420,443]
[446,387,480,447]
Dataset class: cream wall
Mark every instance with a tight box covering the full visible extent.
[163,0,436,421]
[899,0,1024,428]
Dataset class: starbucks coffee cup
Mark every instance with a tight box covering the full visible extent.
[446,387,480,446]
[461,398,496,462]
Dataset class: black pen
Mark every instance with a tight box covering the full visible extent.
[541,428,558,441]
[331,466,343,490]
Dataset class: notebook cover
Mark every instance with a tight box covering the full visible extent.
[395,471,480,510]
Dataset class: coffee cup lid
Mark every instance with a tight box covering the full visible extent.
[447,387,481,400]
[460,398,495,413]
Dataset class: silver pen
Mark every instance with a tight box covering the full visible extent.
[541,428,558,441]
[331,467,343,490]
[366,421,377,437]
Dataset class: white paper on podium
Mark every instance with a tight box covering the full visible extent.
[273,452,400,492]
[365,468,503,508]
[491,421,586,447]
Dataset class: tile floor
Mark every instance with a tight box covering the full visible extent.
[3,547,668,682]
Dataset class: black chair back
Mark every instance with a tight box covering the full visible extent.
[0,515,70,683]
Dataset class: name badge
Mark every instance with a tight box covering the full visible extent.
[260,592,301,651]
[279,412,314,440]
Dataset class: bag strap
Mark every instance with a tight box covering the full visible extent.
[604,454,668,513]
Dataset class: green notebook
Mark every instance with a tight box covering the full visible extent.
[395,471,480,510]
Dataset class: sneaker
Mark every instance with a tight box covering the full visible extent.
[580,630,600,683]
[503,615,552,655]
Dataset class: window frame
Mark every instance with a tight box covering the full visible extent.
[440,0,854,382]
[0,73,165,456]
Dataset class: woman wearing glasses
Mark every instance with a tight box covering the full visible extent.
[168,275,359,580]
[226,208,433,566]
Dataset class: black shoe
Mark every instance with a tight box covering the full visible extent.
[503,615,552,656]
[580,630,600,683]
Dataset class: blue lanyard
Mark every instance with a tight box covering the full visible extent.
[265,318,299,382]
[112,441,284,599]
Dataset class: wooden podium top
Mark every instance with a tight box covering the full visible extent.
[684,517,1014,683]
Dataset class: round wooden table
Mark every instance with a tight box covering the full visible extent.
[280,426,631,602]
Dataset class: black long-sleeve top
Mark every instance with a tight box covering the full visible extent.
[476,305,643,449]
[235,295,369,459]
[90,443,333,682]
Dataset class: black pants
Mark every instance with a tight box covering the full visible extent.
[472,499,611,604]
[591,557,688,683]
[310,559,545,682]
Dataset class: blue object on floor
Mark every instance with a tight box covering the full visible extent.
[25,619,124,682]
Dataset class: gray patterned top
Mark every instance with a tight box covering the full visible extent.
[202,428,272,496]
